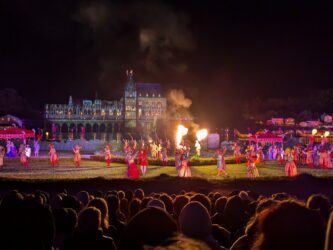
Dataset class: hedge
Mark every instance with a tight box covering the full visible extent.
[89,155,246,166]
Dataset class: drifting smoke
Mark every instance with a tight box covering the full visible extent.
[77,0,195,88]
[168,89,192,108]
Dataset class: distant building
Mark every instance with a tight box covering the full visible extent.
[44,70,167,135]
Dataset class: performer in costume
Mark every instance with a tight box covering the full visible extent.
[73,145,81,167]
[161,147,168,166]
[285,148,297,176]
[49,144,59,167]
[19,144,28,167]
[104,144,112,166]
[138,144,148,175]
[272,145,278,160]
[305,147,314,168]
[34,139,40,157]
[216,147,228,177]
[233,142,241,164]
[175,148,181,176]
[195,140,201,157]
[179,150,191,177]
[319,148,328,168]
[0,145,5,167]
[126,150,140,179]
[25,145,31,167]
[326,149,332,168]
[246,145,259,178]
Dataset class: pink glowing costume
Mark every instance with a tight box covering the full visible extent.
[49,144,59,167]
[73,145,81,167]
[285,153,297,177]
[104,145,112,166]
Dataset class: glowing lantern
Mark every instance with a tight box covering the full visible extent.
[312,129,317,135]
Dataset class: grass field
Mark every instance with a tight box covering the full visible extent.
[1,157,333,181]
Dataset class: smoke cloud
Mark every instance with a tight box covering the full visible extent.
[77,0,195,88]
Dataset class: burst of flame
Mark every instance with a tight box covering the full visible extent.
[176,125,188,147]
[324,131,330,137]
[312,129,318,135]
[196,129,208,141]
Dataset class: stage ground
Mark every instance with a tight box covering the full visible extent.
[1,158,333,180]
[1,158,333,200]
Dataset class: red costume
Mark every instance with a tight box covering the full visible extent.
[126,153,140,179]
[49,144,59,167]
[73,145,81,167]
[104,145,112,166]
[138,148,148,166]
[234,143,241,164]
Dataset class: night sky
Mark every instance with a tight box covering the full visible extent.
[1,0,333,126]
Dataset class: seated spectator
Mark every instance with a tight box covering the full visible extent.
[128,198,142,220]
[53,208,77,249]
[179,201,227,250]
[61,207,116,250]
[147,199,166,210]
[190,194,212,215]
[173,195,190,219]
[134,188,145,200]
[120,207,177,249]
[307,194,331,223]
[252,200,325,250]
[211,196,227,225]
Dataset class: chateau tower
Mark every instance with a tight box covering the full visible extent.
[124,70,137,128]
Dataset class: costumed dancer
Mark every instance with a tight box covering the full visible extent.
[233,142,241,164]
[0,145,5,167]
[305,147,314,168]
[161,146,168,166]
[104,144,112,167]
[292,146,299,166]
[272,145,278,160]
[73,145,81,167]
[285,148,297,176]
[175,148,181,176]
[326,149,333,168]
[157,141,162,160]
[319,148,328,168]
[257,146,265,163]
[34,140,40,157]
[216,147,228,177]
[49,144,59,167]
[267,145,273,160]
[195,140,201,157]
[246,145,259,178]
[138,144,148,175]
[126,150,140,179]
[179,151,191,177]
[19,144,28,167]
[25,145,31,167]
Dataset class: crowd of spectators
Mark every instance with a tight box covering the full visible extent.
[0,187,332,250]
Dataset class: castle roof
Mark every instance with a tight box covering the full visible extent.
[136,83,163,97]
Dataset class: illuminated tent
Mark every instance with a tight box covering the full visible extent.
[0,128,35,139]
[249,132,284,143]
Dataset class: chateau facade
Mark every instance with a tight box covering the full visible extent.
[44,71,167,135]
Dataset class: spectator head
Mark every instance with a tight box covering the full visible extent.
[190,194,212,214]
[160,194,174,215]
[76,191,90,206]
[118,190,125,200]
[78,207,101,232]
[179,201,212,239]
[106,195,119,214]
[214,196,228,214]
[223,195,246,233]
[88,197,109,229]
[53,208,77,235]
[253,201,325,250]
[120,198,129,217]
[129,198,142,219]
[147,199,166,210]
[307,194,331,221]
[140,196,153,210]
[61,195,81,213]
[120,207,177,249]
[134,188,145,200]
[173,195,190,217]
[125,190,134,202]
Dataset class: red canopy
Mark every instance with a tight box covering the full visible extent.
[249,132,284,143]
[0,128,35,139]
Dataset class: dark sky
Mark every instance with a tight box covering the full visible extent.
[1,0,333,126]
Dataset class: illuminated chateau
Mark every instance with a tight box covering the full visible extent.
[44,70,167,135]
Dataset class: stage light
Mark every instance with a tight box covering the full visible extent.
[312,129,317,135]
